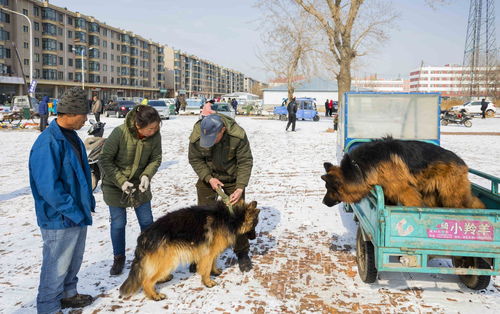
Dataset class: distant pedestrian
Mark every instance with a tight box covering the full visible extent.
[231,98,238,114]
[480,98,488,119]
[141,97,149,105]
[91,95,102,122]
[328,100,333,117]
[174,97,181,114]
[100,105,162,276]
[324,99,329,117]
[29,87,95,313]
[52,98,58,115]
[286,97,298,132]
[38,96,49,132]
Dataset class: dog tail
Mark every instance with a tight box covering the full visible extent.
[119,248,145,298]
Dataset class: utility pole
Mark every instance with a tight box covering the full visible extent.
[2,7,33,96]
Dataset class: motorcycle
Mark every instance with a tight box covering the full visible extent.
[84,119,106,191]
[440,110,472,128]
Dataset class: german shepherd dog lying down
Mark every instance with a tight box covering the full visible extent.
[322,137,485,209]
[119,200,260,301]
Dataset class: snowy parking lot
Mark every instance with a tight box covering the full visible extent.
[1,114,499,313]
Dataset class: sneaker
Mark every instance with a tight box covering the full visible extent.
[110,255,125,276]
[60,293,93,309]
[236,253,253,272]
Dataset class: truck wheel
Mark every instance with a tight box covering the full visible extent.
[441,119,448,126]
[453,257,491,290]
[486,110,495,118]
[464,120,472,128]
[313,115,319,121]
[356,227,377,283]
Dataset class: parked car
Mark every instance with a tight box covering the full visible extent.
[104,100,136,118]
[184,98,203,115]
[158,98,177,115]
[148,100,170,119]
[451,100,496,117]
[199,102,236,119]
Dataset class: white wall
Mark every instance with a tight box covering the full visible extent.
[263,91,339,107]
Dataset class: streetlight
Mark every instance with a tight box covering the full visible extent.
[1,7,33,95]
[72,46,93,90]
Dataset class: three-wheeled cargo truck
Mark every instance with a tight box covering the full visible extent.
[338,92,500,290]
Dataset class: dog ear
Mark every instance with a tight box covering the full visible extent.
[249,201,257,209]
[324,162,334,172]
[321,174,328,182]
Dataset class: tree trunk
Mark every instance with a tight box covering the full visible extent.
[337,60,352,107]
[287,83,295,104]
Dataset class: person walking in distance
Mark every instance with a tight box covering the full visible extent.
[286,97,298,131]
[29,87,95,313]
[480,98,488,119]
[38,95,49,132]
[188,114,254,272]
[100,105,162,276]
[91,95,102,122]
[324,99,329,117]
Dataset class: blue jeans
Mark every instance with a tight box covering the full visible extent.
[37,226,87,314]
[109,202,153,256]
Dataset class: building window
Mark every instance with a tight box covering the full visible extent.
[34,38,39,47]
[33,5,39,17]
[68,72,73,80]
[102,28,107,36]
[103,40,107,48]
[68,58,73,66]
[75,18,86,29]
[67,30,72,38]
[0,28,9,41]
[59,57,63,65]
[75,31,86,43]
[67,16,73,25]
[103,52,107,60]
[23,9,28,16]
[111,54,114,61]
[0,12,10,23]
[58,71,63,80]
[24,42,29,49]
[59,42,63,51]
[23,25,29,32]
[42,54,57,66]
[89,35,100,46]
[34,22,39,31]
[89,22,100,33]
[42,69,57,80]
[0,46,11,59]
[103,64,107,71]
[24,58,29,65]
[34,53,40,62]
[41,8,57,21]
[111,42,114,49]
[111,65,114,72]
[42,23,57,36]
[42,38,57,50]
[67,44,73,52]
[58,13,63,23]
[58,27,63,36]
[89,49,100,59]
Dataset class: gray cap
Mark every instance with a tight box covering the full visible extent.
[58,87,88,114]
[200,114,224,148]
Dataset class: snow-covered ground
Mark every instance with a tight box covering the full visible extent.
[0,114,499,313]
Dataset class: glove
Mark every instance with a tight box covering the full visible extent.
[139,175,150,193]
[121,181,135,194]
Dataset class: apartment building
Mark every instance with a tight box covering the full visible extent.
[0,0,167,100]
[171,49,247,98]
[409,64,499,97]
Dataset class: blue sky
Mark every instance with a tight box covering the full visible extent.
[51,0,499,82]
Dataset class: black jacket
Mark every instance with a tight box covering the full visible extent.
[287,101,298,115]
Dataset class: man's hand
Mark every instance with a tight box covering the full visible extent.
[229,188,243,205]
[208,178,224,191]
[121,181,136,194]
[139,176,150,193]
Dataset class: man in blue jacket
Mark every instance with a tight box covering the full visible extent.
[29,87,95,313]
[38,96,49,132]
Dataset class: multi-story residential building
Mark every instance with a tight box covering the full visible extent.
[170,49,245,98]
[409,64,499,98]
[0,0,167,100]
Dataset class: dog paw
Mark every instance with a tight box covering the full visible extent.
[151,293,166,301]
[211,268,222,276]
[203,279,217,288]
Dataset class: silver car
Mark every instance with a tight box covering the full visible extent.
[148,100,170,119]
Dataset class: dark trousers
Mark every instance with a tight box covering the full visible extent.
[325,106,329,116]
[94,112,101,122]
[481,110,486,119]
[39,114,48,132]
[196,180,249,254]
[286,114,296,131]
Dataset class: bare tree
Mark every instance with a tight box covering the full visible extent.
[257,0,319,102]
[291,0,397,105]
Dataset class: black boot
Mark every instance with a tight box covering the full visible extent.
[236,252,253,272]
[110,255,125,276]
[60,293,94,309]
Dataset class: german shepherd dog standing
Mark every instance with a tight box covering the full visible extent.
[119,200,260,301]
[322,137,484,209]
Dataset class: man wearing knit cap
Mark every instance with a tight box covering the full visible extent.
[188,114,254,272]
[29,87,95,313]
